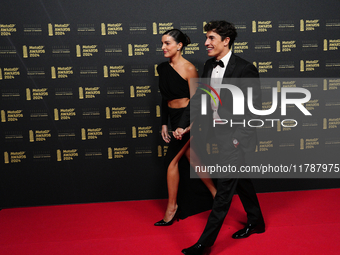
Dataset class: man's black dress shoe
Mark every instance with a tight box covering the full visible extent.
[232,223,265,239]
[182,243,210,255]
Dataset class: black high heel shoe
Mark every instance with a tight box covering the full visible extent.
[154,207,180,226]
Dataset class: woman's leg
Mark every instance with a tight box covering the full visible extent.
[163,138,191,222]
[185,137,217,198]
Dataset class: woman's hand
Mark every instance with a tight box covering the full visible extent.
[161,125,171,143]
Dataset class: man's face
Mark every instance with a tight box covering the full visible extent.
[204,30,230,60]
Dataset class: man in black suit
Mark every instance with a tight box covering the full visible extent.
[174,20,265,255]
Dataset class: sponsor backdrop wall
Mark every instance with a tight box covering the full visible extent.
[1,0,339,208]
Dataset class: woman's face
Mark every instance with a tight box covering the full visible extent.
[161,34,181,58]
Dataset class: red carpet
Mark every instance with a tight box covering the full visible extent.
[1,188,340,255]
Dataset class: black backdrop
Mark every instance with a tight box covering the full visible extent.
[1,0,340,208]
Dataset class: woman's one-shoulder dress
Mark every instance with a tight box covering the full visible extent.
[157,62,213,219]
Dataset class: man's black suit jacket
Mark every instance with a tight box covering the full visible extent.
[178,53,262,153]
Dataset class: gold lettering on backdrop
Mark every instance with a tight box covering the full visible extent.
[58,108,76,120]
[48,23,53,36]
[324,39,328,51]
[29,130,34,142]
[328,118,340,129]
[305,60,320,71]
[158,22,174,34]
[154,64,159,76]
[54,24,71,35]
[328,39,340,50]
[84,87,100,99]
[106,107,110,119]
[103,65,108,78]
[81,128,86,140]
[23,45,28,58]
[51,66,56,79]
[130,86,135,98]
[277,121,281,132]
[135,86,151,97]
[157,145,162,157]
[259,141,274,152]
[252,21,256,33]
[26,88,31,101]
[253,62,257,68]
[5,110,23,122]
[233,42,249,53]
[133,44,149,56]
[153,22,157,34]
[323,118,327,129]
[57,150,62,161]
[305,138,320,149]
[107,66,125,77]
[105,23,123,35]
[113,147,129,159]
[0,24,17,36]
[300,139,304,150]
[9,151,26,163]
[3,67,20,79]
[79,87,84,99]
[300,60,304,72]
[305,19,320,31]
[300,19,304,31]
[324,79,328,90]
[54,108,59,121]
[108,147,113,159]
[329,79,340,90]
[132,126,137,138]
[110,107,127,118]
[203,22,207,33]
[277,41,297,52]
[184,43,199,55]
[32,88,48,100]
[27,45,45,57]
[206,143,211,154]
[257,21,273,32]
[82,45,98,57]
[137,126,153,138]
[4,152,9,164]
[31,130,52,142]
[57,66,73,78]
[76,45,81,57]
[128,44,133,56]
[305,99,319,111]
[1,110,6,122]
[63,149,79,160]
[258,62,273,73]
[101,23,106,35]
[277,81,281,93]
[0,68,2,80]
[85,128,103,140]
[156,105,160,117]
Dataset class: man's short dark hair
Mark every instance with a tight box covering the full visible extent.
[204,20,238,47]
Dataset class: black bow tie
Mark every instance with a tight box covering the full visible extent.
[212,60,224,68]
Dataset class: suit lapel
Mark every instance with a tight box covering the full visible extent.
[223,53,236,78]
[205,59,213,80]
[216,53,236,99]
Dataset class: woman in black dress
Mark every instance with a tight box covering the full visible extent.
[155,29,216,226]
